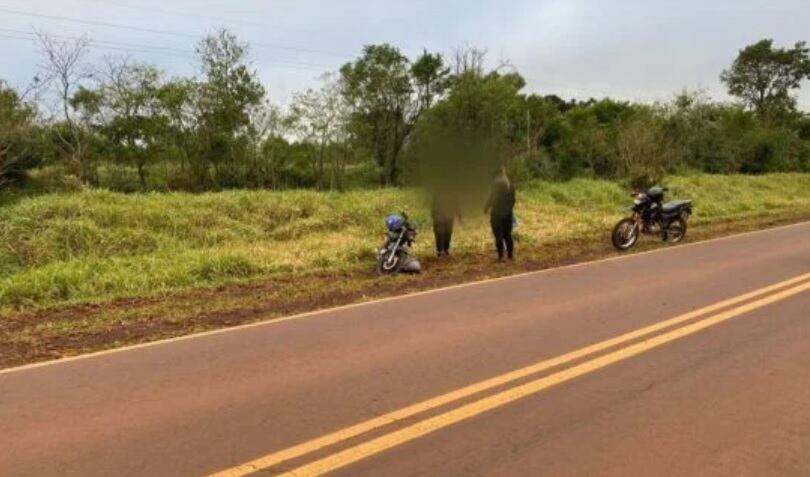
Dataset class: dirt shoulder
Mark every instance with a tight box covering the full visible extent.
[1,212,807,370]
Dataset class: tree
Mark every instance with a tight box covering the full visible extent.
[0,82,38,187]
[35,31,95,183]
[195,29,266,187]
[78,59,168,188]
[721,39,810,118]
[513,94,562,176]
[408,65,525,189]
[156,78,198,181]
[614,110,679,189]
[290,73,350,190]
[340,44,448,185]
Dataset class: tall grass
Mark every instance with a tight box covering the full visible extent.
[1,173,809,310]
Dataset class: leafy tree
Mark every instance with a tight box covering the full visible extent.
[195,29,266,188]
[260,135,293,189]
[541,99,641,179]
[155,79,198,181]
[290,73,350,190]
[340,44,448,185]
[553,106,612,178]
[409,67,525,189]
[721,39,810,118]
[99,60,169,188]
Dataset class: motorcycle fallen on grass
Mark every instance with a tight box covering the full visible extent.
[377,212,422,275]
[612,186,693,251]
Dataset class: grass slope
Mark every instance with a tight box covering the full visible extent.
[1,173,810,313]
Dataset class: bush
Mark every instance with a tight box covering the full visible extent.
[740,127,807,174]
[614,114,678,189]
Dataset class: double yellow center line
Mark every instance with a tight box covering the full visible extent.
[210,272,810,477]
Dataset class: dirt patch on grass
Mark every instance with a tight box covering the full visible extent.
[1,213,807,369]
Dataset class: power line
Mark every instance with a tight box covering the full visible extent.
[79,0,321,36]
[0,7,353,58]
[0,27,338,69]
[0,31,196,59]
[0,31,337,72]
[0,27,194,57]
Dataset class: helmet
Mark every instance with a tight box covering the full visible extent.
[386,214,405,232]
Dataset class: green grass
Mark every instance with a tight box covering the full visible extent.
[2,173,810,312]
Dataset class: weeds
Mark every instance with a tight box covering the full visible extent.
[1,173,809,312]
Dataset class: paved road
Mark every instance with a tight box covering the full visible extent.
[3,222,810,477]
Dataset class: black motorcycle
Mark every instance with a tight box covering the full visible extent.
[612,186,693,251]
[377,212,422,274]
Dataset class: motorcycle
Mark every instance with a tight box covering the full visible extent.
[612,186,693,251]
[377,212,422,274]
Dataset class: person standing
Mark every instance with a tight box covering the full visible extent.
[431,190,462,257]
[484,166,516,261]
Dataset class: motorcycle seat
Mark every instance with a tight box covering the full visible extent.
[662,200,692,213]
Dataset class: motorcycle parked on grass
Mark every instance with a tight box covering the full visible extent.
[377,212,422,275]
[612,186,693,251]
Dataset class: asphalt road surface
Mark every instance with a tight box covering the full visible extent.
[3,222,810,477]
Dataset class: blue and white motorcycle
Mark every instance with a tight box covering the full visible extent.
[377,213,422,275]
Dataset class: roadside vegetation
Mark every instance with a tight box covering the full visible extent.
[2,173,809,313]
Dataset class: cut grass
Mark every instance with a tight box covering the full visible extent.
[2,173,810,313]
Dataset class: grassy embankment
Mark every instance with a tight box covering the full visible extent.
[2,173,810,367]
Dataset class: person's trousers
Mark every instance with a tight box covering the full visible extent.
[490,213,514,260]
[433,220,454,255]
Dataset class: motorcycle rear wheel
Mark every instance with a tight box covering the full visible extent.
[612,218,639,251]
[664,217,688,243]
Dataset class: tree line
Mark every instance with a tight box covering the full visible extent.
[2,31,810,192]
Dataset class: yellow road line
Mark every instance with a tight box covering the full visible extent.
[281,279,810,477]
[208,271,810,477]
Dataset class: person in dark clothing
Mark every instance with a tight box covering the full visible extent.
[431,191,462,257]
[484,166,516,261]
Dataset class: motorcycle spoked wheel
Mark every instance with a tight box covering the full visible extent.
[377,251,402,275]
[663,217,688,243]
[612,218,640,251]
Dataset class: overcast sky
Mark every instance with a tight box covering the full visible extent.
[1,0,809,107]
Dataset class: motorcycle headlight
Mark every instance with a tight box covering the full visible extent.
[633,198,643,205]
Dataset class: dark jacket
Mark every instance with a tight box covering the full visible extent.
[485,181,516,218]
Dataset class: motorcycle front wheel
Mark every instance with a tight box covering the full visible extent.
[664,217,688,243]
[377,251,402,275]
[612,218,639,251]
